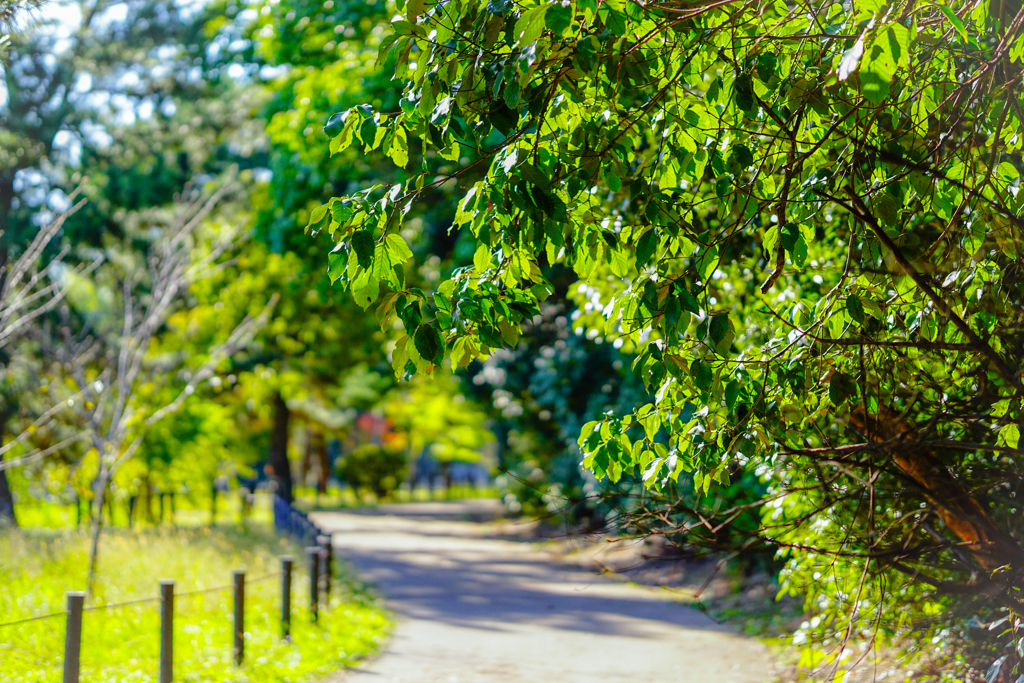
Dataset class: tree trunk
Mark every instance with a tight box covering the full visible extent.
[269,391,293,503]
[0,408,18,527]
[299,426,313,493]
[853,408,1024,573]
[309,428,329,495]
[86,463,109,595]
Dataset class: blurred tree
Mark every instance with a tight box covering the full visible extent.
[460,299,649,517]
[335,442,406,500]
[385,374,493,492]
[0,197,95,525]
[39,182,274,588]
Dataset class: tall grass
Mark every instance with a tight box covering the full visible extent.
[0,525,389,682]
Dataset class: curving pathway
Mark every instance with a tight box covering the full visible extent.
[313,501,773,683]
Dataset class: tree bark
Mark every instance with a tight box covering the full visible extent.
[0,408,17,527]
[853,408,1024,573]
[269,391,293,503]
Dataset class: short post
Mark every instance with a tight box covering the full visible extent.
[232,570,245,666]
[210,480,218,525]
[306,546,320,623]
[318,534,333,604]
[281,556,293,639]
[159,580,174,683]
[62,591,85,683]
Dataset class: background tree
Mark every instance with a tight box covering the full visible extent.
[384,374,494,492]
[38,183,274,588]
[0,196,97,524]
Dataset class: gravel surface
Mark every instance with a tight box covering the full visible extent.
[314,500,773,683]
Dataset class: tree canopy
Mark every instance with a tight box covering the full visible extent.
[313,0,1024,658]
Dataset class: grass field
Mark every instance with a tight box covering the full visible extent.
[12,484,498,530]
[293,484,500,511]
[0,525,389,683]
[12,491,273,529]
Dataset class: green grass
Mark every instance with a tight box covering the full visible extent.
[294,484,500,511]
[15,485,500,530]
[0,525,389,682]
[14,492,274,529]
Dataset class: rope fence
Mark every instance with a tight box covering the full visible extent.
[2,495,338,683]
[0,610,68,629]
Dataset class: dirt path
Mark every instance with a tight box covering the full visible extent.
[314,501,773,683]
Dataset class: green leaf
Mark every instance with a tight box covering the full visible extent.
[351,230,375,268]
[756,53,777,82]
[413,323,445,365]
[324,111,347,138]
[677,283,700,315]
[603,8,627,36]
[999,424,1020,450]
[733,74,755,112]
[938,4,968,41]
[690,358,712,392]
[715,173,733,198]
[328,113,360,155]
[636,228,656,265]
[730,144,753,169]
[327,249,346,283]
[405,0,425,20]
[709,313,730,346]
[846,295,865,324]
[546,2,572,36]
[515,5,548,45]
[385,234,414,262]
[829,371,856,405]
[388,126,409,168]
[308,204,330,227]
[725,380,741,409]
[871,193,899,227]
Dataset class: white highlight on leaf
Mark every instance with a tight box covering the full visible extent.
[837,38,864,81]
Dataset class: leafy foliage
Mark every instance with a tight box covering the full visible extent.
[313,0,1024,663]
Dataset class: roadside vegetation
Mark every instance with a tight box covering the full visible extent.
[0,524,389,683]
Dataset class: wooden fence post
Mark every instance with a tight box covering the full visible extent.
[306,546,320,623]
[159,580,174,683]
[318,534,333,604]
[281,556,293,639]
[210,481,218,526]
[62,591,85,683]
[233,570,245,666]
